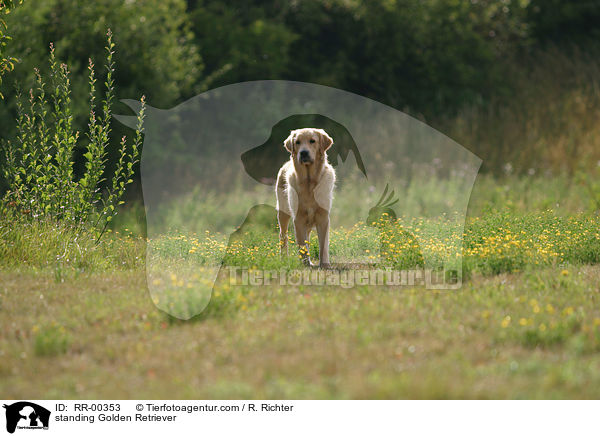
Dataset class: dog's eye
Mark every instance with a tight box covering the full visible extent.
[310,139,316,143]
[296,140,300,144]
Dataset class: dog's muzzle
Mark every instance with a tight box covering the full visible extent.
[299,150,312,164]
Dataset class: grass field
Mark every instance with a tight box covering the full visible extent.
[2,174,600,399]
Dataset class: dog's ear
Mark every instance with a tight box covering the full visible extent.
[284,131,295,153]
[317,129,333,152]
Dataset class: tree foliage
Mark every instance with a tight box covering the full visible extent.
[0,0,201,139]
[0,0,22,98]
[0,0,598,188]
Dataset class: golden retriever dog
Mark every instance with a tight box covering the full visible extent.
[276,128,335,268]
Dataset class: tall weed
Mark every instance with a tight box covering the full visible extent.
[1,29,145,240]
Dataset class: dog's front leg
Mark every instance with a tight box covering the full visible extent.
[294,218,311,267]
[315,208,330,269]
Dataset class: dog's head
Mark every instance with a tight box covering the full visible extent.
[284,128,333,166]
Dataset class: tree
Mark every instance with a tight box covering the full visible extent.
[0,0,202,141]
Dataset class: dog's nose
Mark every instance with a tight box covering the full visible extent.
[300,150,310,161]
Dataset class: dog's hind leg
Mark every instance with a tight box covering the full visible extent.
[278,210,291,257]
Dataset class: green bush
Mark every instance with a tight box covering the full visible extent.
[1,30,145,240]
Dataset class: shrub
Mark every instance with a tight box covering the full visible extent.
[1,29,145,240]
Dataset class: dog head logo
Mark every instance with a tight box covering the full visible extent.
[3,402,50,434]
[116,81,481,319]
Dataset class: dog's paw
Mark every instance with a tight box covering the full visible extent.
[308,259,319,268]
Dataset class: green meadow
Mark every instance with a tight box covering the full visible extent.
[3,175,600,399]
